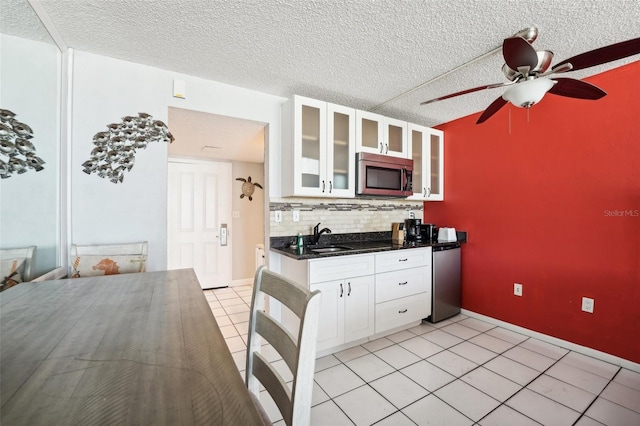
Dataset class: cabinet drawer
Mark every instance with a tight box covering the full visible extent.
[375,267,429,303]
[375,293,430,334]
[375,247,431,273]
[309,254,375,284]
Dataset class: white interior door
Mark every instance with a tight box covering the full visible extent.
[167,160,232,289]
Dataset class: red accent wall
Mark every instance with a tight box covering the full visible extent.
[425,61,640,363]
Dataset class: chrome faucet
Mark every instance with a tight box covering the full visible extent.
[313,222,332,245]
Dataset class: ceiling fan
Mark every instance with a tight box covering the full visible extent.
[420,27,640,124]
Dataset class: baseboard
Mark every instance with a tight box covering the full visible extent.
[231,278,253,287]
[461,309,640,374]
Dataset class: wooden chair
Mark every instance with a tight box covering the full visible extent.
[69,241,148,278]
[246,266,322,426]
[0,246,36,291]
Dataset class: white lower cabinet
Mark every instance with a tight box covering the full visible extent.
[295,254,375,352]
[376,267,429,303]
[311,274,375,352]
[374,248,432,334]
[375,294,430,333]
[276,247,431,354]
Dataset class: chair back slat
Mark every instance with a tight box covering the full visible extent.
[260,270,309,319]
[255,310,298,376]
[251,352,293,426]
[246,266,322,426]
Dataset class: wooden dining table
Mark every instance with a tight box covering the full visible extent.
[0,269,265,425]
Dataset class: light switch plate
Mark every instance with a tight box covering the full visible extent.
[514,283,523,296]
[292,210,300,222]
[173,79,186,99]
[274,210,282,223]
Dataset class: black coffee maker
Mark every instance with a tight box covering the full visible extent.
[420,223,437,243]
[404,218,422,242]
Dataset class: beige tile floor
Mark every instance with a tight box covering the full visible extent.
[205,285,640,426]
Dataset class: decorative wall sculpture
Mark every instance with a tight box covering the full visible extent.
[0,109,45,179]
[82,113,174,183]
[236,176,262,201]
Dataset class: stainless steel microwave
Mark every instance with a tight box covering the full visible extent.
[356,152,413,197]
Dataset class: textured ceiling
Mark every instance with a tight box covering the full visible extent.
[0,0,52,43]
[5,0,640,161]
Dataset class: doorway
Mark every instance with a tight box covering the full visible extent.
[167,107,266,288]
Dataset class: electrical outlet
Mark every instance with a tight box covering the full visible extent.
[514,283,523,297]
[274,210,282,223]
[582,297,594,313]
[292,210,300,222]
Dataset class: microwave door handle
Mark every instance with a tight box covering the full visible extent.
[402,168,407,191]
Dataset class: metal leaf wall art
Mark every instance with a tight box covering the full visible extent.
[82,113,174,184]
[0,109,45,179]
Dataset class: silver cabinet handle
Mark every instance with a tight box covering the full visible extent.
[339,283,343,298]
[423,187,427,197]
[399,309,408,314]
[427,187,431,197]
[399,281,408,286]
[347,282,351,296]
[322,180,325,193]
[329,180,333,193]
[386,143,389,154]
[399,258,408,262]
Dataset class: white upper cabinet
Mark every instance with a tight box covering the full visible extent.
[355,110,408,158]
[327,103,356,197]
[407,123,444,201]
[282,95,355,197]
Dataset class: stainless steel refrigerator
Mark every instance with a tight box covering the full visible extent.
[429,245,461,323]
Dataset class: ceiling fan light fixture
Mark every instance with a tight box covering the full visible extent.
[502,77,555,108]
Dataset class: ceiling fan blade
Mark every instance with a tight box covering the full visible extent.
[552,37,640,72]
[476,96,508,124]
[503,36,539,71]
[420,82,508,105]
[548,78,607,100]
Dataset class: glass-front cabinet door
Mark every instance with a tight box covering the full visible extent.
[282,95,327,197]
[408,124,428,200]
[299,102,325,193]
[282,95,355,198]
[427,129,444,201]
[384,116,408,157]
[407,124,444,201]
[356,110,407,158]
[327,103,355,197]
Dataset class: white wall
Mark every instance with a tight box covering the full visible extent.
[70,51,285,271]
[0,35,61,277]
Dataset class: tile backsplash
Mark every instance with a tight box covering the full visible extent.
[269,197,423,237]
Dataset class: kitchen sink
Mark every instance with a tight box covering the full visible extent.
[310,245,353,253]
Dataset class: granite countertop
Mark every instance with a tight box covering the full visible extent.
[270,231,465,260]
